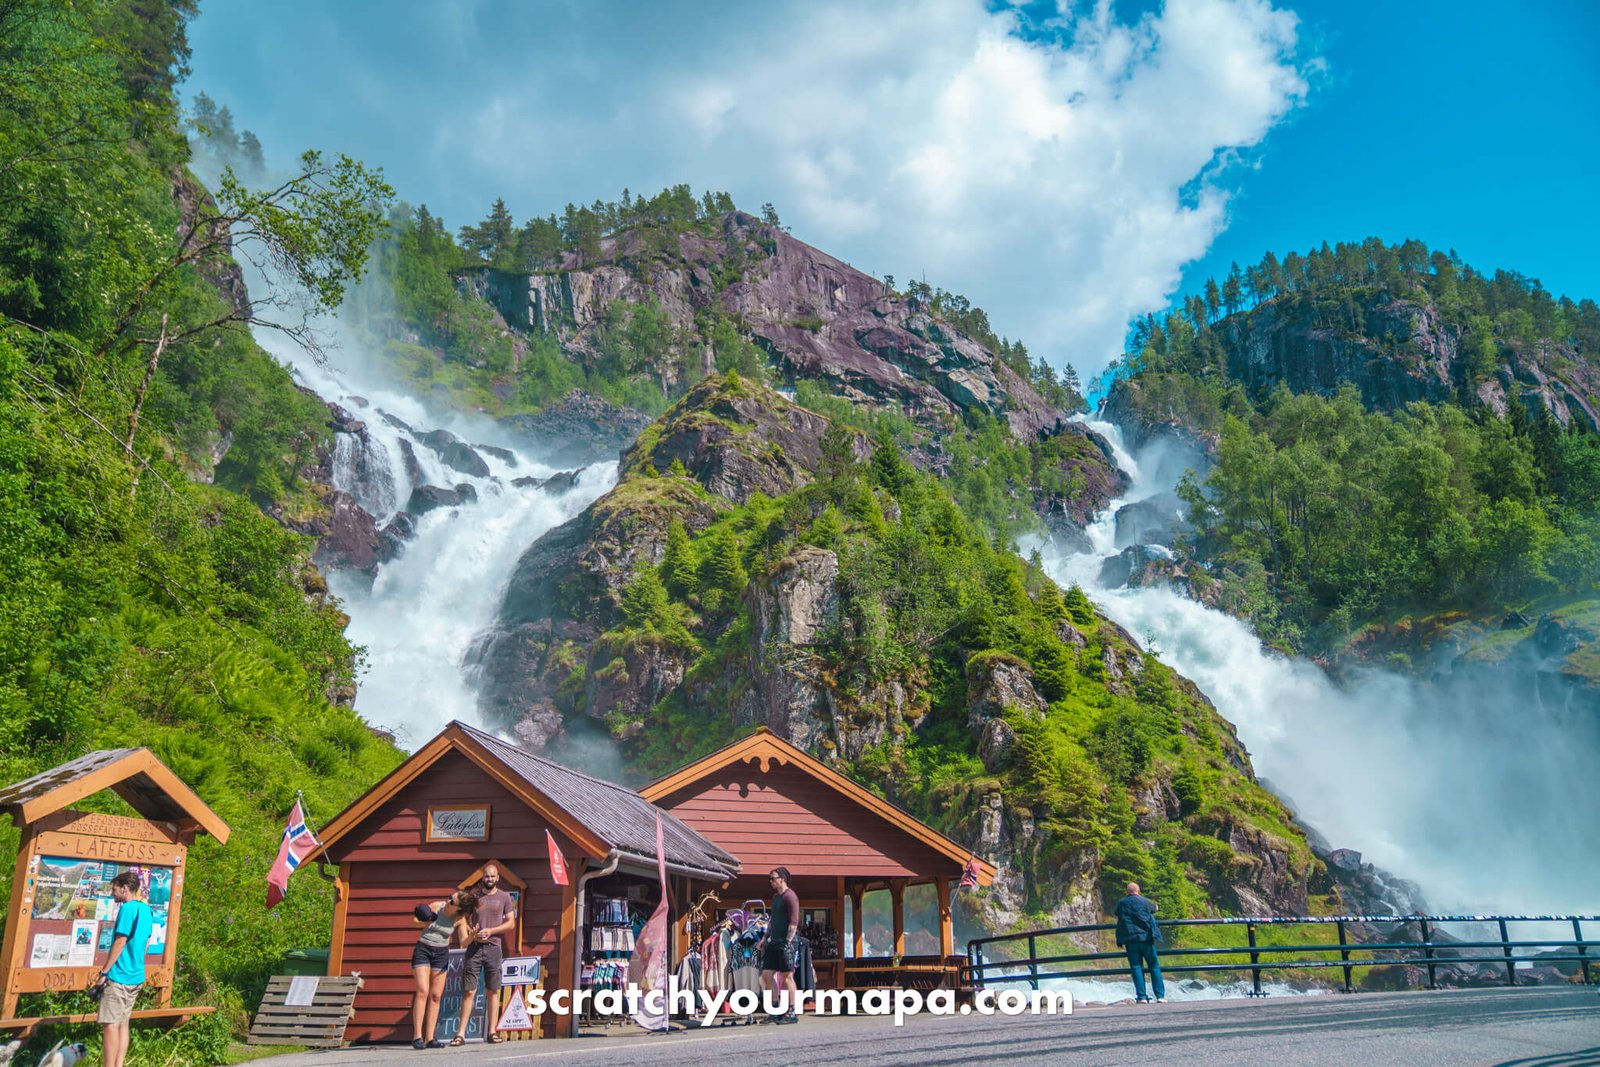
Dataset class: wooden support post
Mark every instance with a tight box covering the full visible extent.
[936,877,953,960]
[850,883,864,959]
[0,832,33,1025]
[891,879,906,959]
[559,861,580,1039]
[327,863,351,975]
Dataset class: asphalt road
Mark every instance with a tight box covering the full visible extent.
[262,987,1600,1067]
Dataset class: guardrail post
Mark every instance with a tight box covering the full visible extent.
[1028,934,1038,991]
[1575,918,1590,986]
[1247,922,1263,996]
[1499,919,1515,987]
[1420,918,1436,990]
[1337,920,1353,994]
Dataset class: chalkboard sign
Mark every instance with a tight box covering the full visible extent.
[433,949,489,1041]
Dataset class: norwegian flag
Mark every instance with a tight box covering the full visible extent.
[958,854,983,890]
[266,799,320,909]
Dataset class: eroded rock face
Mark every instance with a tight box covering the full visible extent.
[751,547,839,647]
[582,635,691,728]
[474,478,724,731]
[499,390,653,466]
[312,490,382,574]
[679,547,847,752]
[966,656,1048,737]
[626,377,866,500]
[459,213,1072,444]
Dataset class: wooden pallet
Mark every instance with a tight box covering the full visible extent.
[248,976,361,1048]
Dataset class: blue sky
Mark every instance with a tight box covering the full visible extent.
[185,1,1598,377]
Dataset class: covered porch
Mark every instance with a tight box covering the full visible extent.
[641,729,996,991]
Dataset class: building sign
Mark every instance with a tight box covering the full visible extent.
[426,806,490,842]
[499,956,541,987]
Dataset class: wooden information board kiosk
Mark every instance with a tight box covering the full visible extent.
[0,749,231,1035]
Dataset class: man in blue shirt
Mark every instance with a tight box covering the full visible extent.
[1113,881,1166,1003]
[97,870,154,1067]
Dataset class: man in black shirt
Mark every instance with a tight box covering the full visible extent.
[1114,881,1166,1003]
[760,867,800,1023]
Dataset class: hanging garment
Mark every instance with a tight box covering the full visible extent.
[792,935,815,993]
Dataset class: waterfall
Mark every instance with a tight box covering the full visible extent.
[1039,419,1600,914]
[250,324,617,749]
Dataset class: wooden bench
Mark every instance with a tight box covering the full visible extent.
[0,1006,213,1038]
[248,976,361,1048]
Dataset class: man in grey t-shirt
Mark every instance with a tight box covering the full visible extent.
[453,864,516,1044]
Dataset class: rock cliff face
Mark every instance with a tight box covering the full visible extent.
[456,212,1070,442]
[472,378,855,752]
[1105,290,1600,443]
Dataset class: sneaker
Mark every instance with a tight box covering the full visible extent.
[412,1039,427,1050]
[774,1013,799,1025]
[1134,997,1150,1004]
[426,1040,448,1048]
[1155,998,1167,1004]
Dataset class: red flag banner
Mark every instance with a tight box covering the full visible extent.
[266,799,319,909]
[545,829,569,886]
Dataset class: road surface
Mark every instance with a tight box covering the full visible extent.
[260,986,1599,1067]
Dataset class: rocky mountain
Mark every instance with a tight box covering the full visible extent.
[467,373,1321,927]
[459,211,1071,439]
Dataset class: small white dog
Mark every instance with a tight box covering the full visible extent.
[34,1041,86,1067]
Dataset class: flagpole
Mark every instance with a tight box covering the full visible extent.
[295,789,325,845]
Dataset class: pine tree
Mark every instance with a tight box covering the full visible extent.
[661,519,697,597]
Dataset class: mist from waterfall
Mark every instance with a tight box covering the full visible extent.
[1037,420,1600,914]
[249,321,616,749]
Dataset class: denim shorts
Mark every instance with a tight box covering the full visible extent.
[411,941,450,972]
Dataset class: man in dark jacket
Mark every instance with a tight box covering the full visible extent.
[1113,882,1165,1003]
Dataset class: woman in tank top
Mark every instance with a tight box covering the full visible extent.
[410,888,479,1049]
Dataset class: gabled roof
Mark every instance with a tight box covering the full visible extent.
[311,721,738,880]
[0,748,231,842]
[640,728,997,886]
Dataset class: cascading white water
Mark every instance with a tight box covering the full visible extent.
[249,325,617,748]
[1040,420,1600,914]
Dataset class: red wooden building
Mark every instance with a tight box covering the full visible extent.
[309,721,737,1040]
[641,729,996,990]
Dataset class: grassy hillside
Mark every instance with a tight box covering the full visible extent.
[0,2,402,1062]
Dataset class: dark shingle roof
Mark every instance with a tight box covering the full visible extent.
[453,721,738,878]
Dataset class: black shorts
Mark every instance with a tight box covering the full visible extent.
[462,941,503,991]
[760,939,794,973]
[411,942,449,972]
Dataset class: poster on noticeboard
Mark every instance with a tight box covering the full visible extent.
[26,857,173,969]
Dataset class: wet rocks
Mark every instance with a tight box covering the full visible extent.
[1098,544,1174,588]
[311,490,382,574]
[415,428,491,478]
[406,483,478,515]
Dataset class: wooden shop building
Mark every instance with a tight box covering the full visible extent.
[314,722,995,1041]
[642,729,996,991]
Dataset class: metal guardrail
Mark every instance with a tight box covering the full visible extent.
[966,914,1598,996]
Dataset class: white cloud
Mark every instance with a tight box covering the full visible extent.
[389,0,1314,376]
